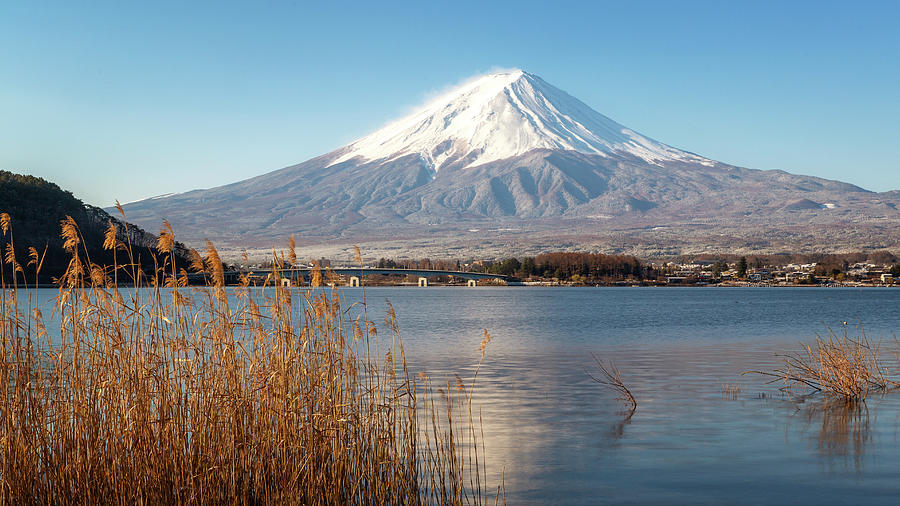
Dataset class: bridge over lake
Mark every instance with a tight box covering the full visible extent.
[191,268,510,287]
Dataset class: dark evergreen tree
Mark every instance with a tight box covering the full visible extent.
[737,257,748,278]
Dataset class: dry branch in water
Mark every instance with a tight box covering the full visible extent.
[589,354,637,414]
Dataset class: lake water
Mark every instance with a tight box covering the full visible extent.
[343,287,900,504]
[23,286,900,503]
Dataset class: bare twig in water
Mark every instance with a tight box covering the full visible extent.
[588,354,637,414]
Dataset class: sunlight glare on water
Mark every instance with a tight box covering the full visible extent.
[346,287,900,504]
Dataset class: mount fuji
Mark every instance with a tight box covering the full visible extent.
[328,70,714,172]
[120,70,900,258]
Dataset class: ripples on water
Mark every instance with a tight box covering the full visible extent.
[26,286,900,503]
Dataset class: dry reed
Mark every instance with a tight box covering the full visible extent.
[0,214,500,504]
[721,383,741,400]
[746,326,900,401]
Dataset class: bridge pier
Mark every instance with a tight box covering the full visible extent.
[467,279,477,287]
[417,277,428,287]
[348,276,360,287]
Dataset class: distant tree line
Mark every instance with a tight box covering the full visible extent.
[377,258,462,271]
[472,252,649,281]
[372,252,649,282]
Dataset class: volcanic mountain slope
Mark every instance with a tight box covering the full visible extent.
[120,70,900,255]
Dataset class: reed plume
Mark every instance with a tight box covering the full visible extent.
[204,239,224,288]
[60,215,80,253]
[188,248,205,273]
[288,234,297,266]
[156,219,175,254]
[102,220,117,251]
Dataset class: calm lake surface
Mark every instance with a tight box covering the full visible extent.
[27,286,900,503]
[345,287,900,504]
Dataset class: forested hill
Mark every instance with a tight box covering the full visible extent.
[0,170,192,283]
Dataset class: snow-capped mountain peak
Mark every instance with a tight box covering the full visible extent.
[328,69,713,171]
[119,68,896,255]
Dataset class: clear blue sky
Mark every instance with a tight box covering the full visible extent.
[1,0,898,206]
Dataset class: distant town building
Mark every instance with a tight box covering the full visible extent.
[748,269,772,282]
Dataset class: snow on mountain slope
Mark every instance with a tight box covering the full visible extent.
[329,69,714,172]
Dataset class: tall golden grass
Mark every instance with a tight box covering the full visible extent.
[0,212,500,504]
